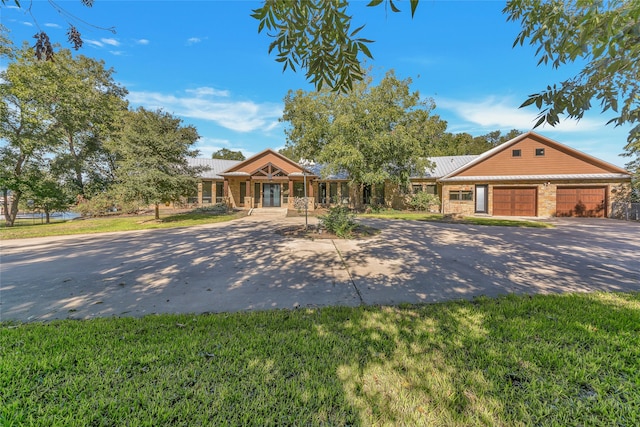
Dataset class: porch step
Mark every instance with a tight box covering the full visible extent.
[249,208,288,217]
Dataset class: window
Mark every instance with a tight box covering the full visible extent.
[412,184,423,194]
[535,148,545,156]
[215,181,224,203]
[318,182,327,204]
[293,181,305,197]
[239,182,246,206]
[425,184,438,195]
[512,149,522,157]
[329,182,338,203]
[202,181,212,204]
[450,190,473,201]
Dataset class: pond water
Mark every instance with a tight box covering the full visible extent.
[1,211,81,221]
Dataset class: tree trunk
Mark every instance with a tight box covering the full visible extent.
[67,133,85,195]
[3,188,13,227]
[155,203,160,220]
[45,208,51,224]
[6,191,21,227]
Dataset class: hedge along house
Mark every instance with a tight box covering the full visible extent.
[187,132,632,218]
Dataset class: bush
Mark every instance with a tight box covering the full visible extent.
[193,203,229,215]
[406,192,441,212]
[319,206,357,238]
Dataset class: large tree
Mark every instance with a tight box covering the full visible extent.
[0,47,61,227]
[212,148,245,161]
[108,108,205,220]
[282,70,446,192]
[19,160,75,224]
[43,49,128,197]
[431,129,523,156]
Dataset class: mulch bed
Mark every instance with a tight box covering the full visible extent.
[275,224,379,239]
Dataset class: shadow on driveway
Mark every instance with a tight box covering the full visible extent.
[1,217,639,322]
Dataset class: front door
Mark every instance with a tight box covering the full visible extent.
[262,183,281,207]
[475,185,488,213]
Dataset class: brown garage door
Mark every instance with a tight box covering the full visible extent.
[556,187,606,217]
[493,187,537,216]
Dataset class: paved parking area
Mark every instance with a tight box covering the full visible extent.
[1,216,639,322]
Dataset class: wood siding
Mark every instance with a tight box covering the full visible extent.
[493,187,537,216]
[556,187,607,217]
[224,150,304,175]
[456,134,621,177]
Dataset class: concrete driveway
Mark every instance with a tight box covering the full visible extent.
[1,216,639,322]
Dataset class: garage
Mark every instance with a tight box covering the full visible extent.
[493,187,537,216]
[556,187,607,217]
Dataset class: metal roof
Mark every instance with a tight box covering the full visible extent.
[415,155,478,178]
[440,173,631,182]
[187,158,240,179]
[187,155,479,181]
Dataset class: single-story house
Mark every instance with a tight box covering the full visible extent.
[187,131,632,218]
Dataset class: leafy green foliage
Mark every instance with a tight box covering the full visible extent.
[211,148,245,161]
[251,0,420,92]
[504,0,640,177]
[0,45,127,226]
[319,206,357,237]
[282,70,445,198]
[432,129,523,156]
[40,49,128,197]
[252,0,375,92]
[108,108,206,220]
[406,191,440,212]
[0,47,62,226]
[19,163,75,223]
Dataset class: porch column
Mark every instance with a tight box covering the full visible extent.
[197,181,203,205]
[223,180,229,208]
[246,179,251,207]
[288,179,294,208]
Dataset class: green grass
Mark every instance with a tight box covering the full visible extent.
[2,292,638,426]
[360,211,553,228]
[0,211,240,240]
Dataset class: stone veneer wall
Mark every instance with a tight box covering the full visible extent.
[441,184,476,216]
[441,180,631,217]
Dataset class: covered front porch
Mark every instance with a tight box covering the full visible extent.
[219,149,317,212]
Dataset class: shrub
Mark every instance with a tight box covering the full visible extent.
[193,203,228,215]
[319,206,357,238]
[406,192,441,212]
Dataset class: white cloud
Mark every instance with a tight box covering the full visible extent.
[109,51,125,56]
[136,39,150,45]
[44,23,62,29]
[101,38,120,46]
[194,138,254,159]
[127,90,283,133]
[22,21,33,27]
[438,96,601,133]
[186,87,230,98]
[85,39,104,48]
[186,37,203,45]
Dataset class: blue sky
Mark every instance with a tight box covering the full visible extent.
[2,0,632,167]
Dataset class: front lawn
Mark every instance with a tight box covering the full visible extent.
[0,210,240,240]
[2,292,638,426]
[360,211,553,228]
